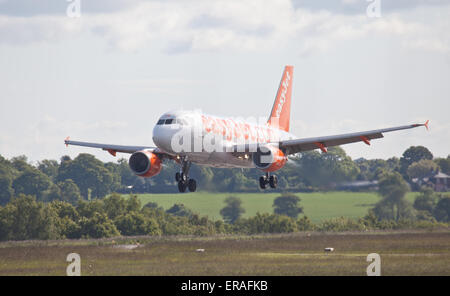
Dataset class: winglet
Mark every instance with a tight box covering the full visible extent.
[65,136,70,147]
[412,120,430,131]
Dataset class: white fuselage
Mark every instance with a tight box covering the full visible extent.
[152,110,296,168]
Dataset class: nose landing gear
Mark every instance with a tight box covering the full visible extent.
[175,157,197,193]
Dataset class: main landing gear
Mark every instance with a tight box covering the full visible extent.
[259,172,278,190]
[175,157,197,193]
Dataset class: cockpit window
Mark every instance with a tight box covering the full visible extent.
[158,118,188,125]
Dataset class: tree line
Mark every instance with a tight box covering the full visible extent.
[0,145,449,241]
[1,146,449,205]
[0,190,448,242]
[221,187,449,231]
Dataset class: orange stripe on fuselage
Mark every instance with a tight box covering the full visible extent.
[201,115,281,144]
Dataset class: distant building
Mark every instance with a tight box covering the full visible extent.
[429,172,450,192]
[412,172,450,192]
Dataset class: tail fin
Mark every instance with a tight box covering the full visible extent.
[267,65,293,132]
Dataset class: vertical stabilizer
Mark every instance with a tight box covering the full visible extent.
[267,65,293,132]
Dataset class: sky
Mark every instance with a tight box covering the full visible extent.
[0,0,449,164]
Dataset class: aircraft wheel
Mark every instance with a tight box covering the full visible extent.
[259,176,267,190]
[175,172,181,182]
[269,175,278,189]
[180,172,188,182]
[178,181,187,193]
[188,179,197,192]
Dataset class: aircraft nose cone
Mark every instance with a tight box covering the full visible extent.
[153,125,183,153]
[153,126,170,151]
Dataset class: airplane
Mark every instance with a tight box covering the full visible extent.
[65,65,429,193]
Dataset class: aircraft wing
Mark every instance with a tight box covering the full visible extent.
[64,138,157,156]
[280,121,429,155]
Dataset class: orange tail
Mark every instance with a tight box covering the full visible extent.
[267,65,293,132]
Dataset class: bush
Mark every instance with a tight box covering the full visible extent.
[414,187,438,213]
[115,211,161,236]
[1,194,61,240]
[166,203,194,217]
[434,197,450,222]
[297,216,315,231]
[79,212,119,238]
[319,217,366,232]
[239,213,298,234]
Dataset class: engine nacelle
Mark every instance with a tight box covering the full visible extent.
[129,150,162,178]
[252,145,287,172]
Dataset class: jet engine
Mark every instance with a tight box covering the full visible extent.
[252,145,287,172]
[129,150,162,178]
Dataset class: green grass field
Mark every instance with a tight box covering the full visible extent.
[136,191,419,223]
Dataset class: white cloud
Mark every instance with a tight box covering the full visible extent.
[8,116,131,162]
[0,0,448,55]
[0,15,82,45]
[30,115,129,145]
[0,1,448,162]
